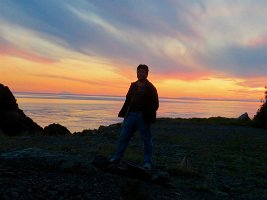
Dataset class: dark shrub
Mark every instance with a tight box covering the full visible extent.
[253,86,267,129]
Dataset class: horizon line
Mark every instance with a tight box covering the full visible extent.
[13,91,261,103]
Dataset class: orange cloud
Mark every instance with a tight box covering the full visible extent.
[153,76,264,100]
[0,54,131,96]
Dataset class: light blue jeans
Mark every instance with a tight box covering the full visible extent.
[112,111,153,164]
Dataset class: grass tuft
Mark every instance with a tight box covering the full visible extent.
[167,156,203,178]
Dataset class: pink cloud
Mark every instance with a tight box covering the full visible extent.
[153,70,211,82]
[238,77,267,88]
[247,35,267,47]
[0,43,56,64]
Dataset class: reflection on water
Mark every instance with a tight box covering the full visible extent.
[15,93,261,132]
[158,98,261,119]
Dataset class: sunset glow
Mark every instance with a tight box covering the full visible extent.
[1,1,266,100]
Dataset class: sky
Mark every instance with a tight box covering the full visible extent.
[0,0,267,100]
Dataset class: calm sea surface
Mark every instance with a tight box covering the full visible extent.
[14,93,261,132]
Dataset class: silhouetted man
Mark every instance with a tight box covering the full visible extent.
[110,64,159,170]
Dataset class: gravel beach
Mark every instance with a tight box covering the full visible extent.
[0,118,266,200]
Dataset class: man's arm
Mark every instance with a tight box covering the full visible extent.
[118,83,135,118]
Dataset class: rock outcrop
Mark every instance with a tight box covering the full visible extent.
[0,83,43,135]
[238,112,251,121]
[43,123,71,135]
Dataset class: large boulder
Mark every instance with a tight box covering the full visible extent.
[0,83,43,135]
[43,123,71,136]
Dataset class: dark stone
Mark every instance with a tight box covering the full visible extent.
[125,163,151,180]
[0,148,95,173]
[151,171,170,184]
[0,83,43,135]
[98,123,121,134]
[238,112,251,121]
[43,123,71,135]
[91,155,111,168]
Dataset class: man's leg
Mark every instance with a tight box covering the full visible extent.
[136,112,153,167]
[111,112,137,162]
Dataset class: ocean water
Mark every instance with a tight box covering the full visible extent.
[14,93,262,132]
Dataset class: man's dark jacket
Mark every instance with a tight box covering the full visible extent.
[118,80,159,124]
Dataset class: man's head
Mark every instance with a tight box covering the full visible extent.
[137,64,149,80]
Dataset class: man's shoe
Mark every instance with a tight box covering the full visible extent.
[143,163,152,171]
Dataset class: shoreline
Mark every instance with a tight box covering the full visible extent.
[72,115,253,134]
